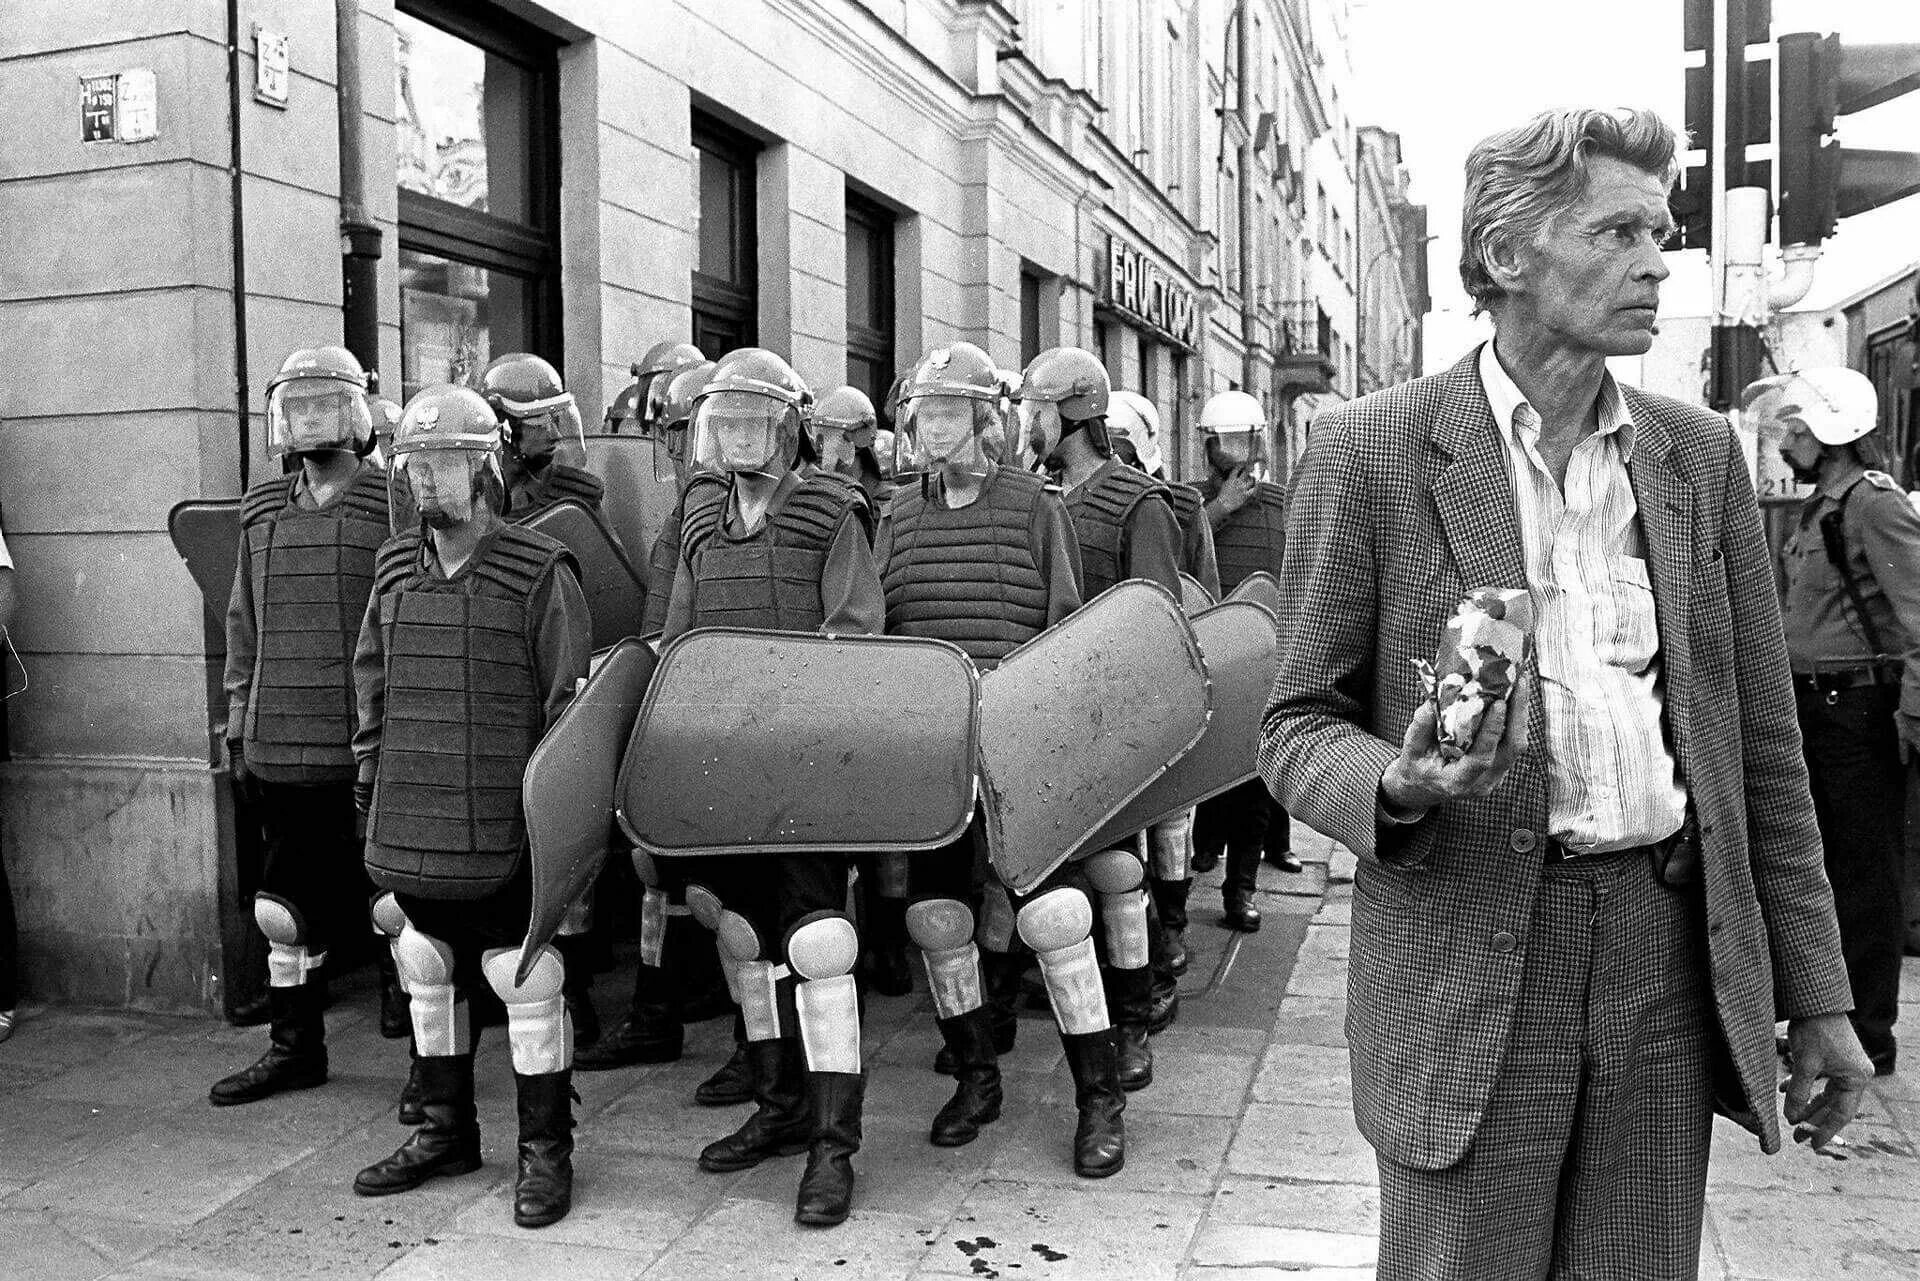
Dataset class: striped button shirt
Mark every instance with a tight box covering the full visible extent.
[1478,342,1689,854]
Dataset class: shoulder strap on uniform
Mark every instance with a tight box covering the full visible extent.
[1083,462,1169,525]
[1819,502,1889,659]
[1164,481,1203,529]
[374,532,424,594]
[241,474,296,528]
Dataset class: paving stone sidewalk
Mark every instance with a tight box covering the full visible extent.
[2,830,1914,1280]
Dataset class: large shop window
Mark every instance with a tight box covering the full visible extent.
[844,193,896,406]
[394,2,560,401]
[692,115,760,357]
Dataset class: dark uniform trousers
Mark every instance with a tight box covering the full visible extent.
[1797,681,1906,1061]
[256,780,364,959]
[395,866,533,995]
[1375,849,1713,1281]
[1195,778,1290,894]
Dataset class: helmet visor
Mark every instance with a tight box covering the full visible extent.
[691,390,795,476]
[506,397,584,466]
[811,421,877,479]
[398,449,493,529]
[1208,430,1267,479]
[269,378,368,456]
[900,396,986,475]
[1017,399,1062,471]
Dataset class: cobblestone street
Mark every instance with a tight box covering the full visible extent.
[1,832,1915,1279]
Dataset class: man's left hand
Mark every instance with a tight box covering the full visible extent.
[1781,1012,1875,1150]
[1895,711,1920,765]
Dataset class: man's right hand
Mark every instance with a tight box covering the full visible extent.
[227,740,254,803]
[1216,466,1256,515]
[1380,677,1530,816]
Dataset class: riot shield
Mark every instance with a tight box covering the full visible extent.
[168,499,244,618]
[584,435,679,592]
[516,637,658,981]
[519,498,646,649]
[619,630,977,857]
[1071,599,1279,856]
[978,580,1211,892]
[1226,570,1283,618]
[1179,572,1217,614]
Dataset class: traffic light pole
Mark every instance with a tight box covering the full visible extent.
[1707,0,1765,411]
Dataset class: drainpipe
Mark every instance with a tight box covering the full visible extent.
[337,0,383,377]
[227,0,250,489]
[1236,0,1258,397]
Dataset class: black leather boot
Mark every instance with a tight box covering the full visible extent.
[695,1016,754,1106]
[375,946,411,1040]
[930,1010,1003,1147]
[698,1039,812,1172]
[1152,876,1191,977]
[353,1054,482,1195]
[512,1070,575,1228]
[396,1046,426,1125]
[1061,1029,1126,1178]
[555,935,600,1051]
[1106,966,1154,1092]
[209,984,328,1106]
[794,1071,864,1227]
[1223,841,1263,933]
[577,934,683,1070]
[935,950,1022,1075]
[862,897,914,998]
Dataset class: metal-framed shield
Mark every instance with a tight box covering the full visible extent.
[618,630,978,858]
[516,637,658,981]
[978,580,1211,892]
[168,499,244,619]
[519,498,646,649]
[1070,600,1280,857]
[584,435,679,591]
[1178,571,1217,614]
[1226,570,1283,618]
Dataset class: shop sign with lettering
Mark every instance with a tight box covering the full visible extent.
[1104,236,1197,349]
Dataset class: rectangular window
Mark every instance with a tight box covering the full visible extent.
[844,191,896,409]
[692,112,760,357]
[1222,163,1240,295]
[394,0,560,401]
[1020,269,1044,368]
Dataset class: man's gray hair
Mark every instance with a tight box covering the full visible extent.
[1459,108,1684,315]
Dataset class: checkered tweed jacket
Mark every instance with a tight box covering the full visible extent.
[1258,351,1853,1168]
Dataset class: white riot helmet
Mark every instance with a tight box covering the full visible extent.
[1740,368,1880,447]
[1106,391,1165,478]
[1199,389,1268,479]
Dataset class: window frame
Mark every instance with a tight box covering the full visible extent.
[691,112,762,355]
[844,190,896,407]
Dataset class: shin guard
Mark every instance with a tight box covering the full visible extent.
[1016,888,1110,1036]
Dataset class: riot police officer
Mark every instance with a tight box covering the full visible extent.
[350,385,592,1228]
[661,347,884,1227]
[876,343,1084,1154]
[1193,390,1298,936]
[209,346,389,1107]
[1757,367,1920,1077]
[1019,346,1179,1098]
[479,353,601,518]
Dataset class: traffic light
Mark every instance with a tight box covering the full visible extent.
[1673,0,1772,249]
[1777,32,1920,245]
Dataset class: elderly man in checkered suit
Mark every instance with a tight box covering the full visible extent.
[1260,107,1875,1281]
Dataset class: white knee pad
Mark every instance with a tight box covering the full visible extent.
[977,878,1017,954]
[1016,888,1109,1036]
[254,893,323,988]
[684,882,724,931]
[395,925,467,1056]
[787,912,861,1074]
[1148,811,1194,881]
[482,945,571,1075]
[717,909,782,1042]
[368,891,408,940]
[874,852,911,899]
[906,899,984,1020]
[1084,847,1152,971]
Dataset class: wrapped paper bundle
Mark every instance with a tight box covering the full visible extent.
[1414,588,1533,761]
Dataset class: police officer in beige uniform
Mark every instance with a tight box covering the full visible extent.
[1756,367,1920,1076]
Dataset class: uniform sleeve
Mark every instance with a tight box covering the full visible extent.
[659,540,697,644]
[1121,495,1184,595]
[640,519,679,635]
[820,511,885,637]
[1031,493,1085,625]
[221,540,256,746]
[1187,510,1222,600]
[1854,485,1920,717]
[351,591,385,785]
[532,563,594,729]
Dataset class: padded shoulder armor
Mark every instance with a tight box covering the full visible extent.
[781,474,868,543]
[375,531,425,596]
[1164,481,1204,533]
[678,475,733,561]
[241,475,297,528]
[474,524,575,600]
